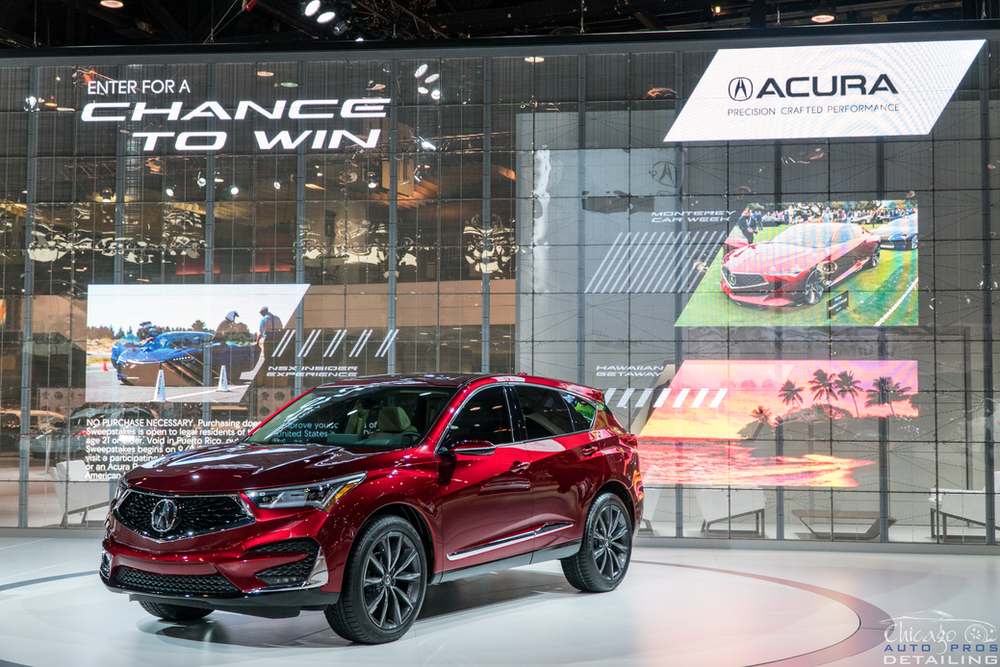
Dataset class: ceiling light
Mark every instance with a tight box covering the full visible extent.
[414,64,429,78]
[302,0,322,17]
[44,101,58,107]
[100,0,124,7]
[229,185,240,196]
[424,73,440,83]
[273,181,281,190]
[280,81,298,88]
[417,86,429,94]
[56,106,75,112]
[165,187,174,197]
[305,183,325,190]
[196,173,207,188]
[256,70,274,77]
[316,10,337,23]
[811,0,836,22]
[431,89,442,100]
[524,56,544,64]
[331,20,350,35]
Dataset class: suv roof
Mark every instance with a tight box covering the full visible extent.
[316,373,606,403]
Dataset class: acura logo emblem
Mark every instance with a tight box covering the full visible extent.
[151,499,178,533]
[729,77,753,101]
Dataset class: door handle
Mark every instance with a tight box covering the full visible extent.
[582,444,599,456]
[509,461,529,473]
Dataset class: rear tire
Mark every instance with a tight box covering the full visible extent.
[325,515,427,644]
[561,493,632,593]
[138,600,211,622]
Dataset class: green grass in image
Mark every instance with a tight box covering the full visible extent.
[676,225,918,328]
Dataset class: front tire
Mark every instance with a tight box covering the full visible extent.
[561,493,632,593]
[138,601,211,622]
[868,244,881,267]
[800,269,826,306]
[325,515,427,644]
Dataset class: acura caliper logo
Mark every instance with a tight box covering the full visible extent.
[151,499,178,533]
[729,77,753,101]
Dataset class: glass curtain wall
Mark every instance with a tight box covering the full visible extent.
[0,32,996,547]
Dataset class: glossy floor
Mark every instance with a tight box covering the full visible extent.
[1,536,997,666]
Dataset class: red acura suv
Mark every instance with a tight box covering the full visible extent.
[101,374,643,643]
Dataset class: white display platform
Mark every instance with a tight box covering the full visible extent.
[1,539,994,667]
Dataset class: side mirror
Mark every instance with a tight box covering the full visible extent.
[446,439,496,456]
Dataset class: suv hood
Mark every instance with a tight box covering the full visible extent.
[123,442,389,493]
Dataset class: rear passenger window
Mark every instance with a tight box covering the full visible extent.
[562,393,597,432]
[515,386,575,440]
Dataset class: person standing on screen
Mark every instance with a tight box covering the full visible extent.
[213,311,239,343]
[737,213,755,244]
[257,306,284,359]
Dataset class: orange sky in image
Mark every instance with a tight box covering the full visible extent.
[640,359,918,441]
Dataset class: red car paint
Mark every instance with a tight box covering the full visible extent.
[721,222,880,307]
[101,374,642,623]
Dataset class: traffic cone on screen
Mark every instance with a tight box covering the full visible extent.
[218,365,230,392]
[152,369,167,402]
[102,359,108,371]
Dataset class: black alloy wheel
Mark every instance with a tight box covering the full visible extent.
[325,515,427,644]
[561,493,632,593]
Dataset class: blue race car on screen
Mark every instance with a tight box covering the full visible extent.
[110,333,141,370]
[116,331,260,386]
[873,213,918,250]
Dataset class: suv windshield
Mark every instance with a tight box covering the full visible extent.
[246,385,458,448]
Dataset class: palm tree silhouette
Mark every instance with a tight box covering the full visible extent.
[834,370,863,418]
[779,380,804,411]
[864,376,912,417]
[749,405,773,439]
[808,369,838,409]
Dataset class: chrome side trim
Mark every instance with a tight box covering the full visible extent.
[446,522,573,561]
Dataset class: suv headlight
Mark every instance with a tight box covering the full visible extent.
[111,479,128,508]
[245,473,366,511]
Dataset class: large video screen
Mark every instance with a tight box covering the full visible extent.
[638,358,918,487]
[87,284,309,403]
[676,200,918,327]
[664,40,984,143]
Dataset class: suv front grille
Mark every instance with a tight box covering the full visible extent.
[113,567,241,597]
[115,489,254,541]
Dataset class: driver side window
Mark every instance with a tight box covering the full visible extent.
[446,386,514,446]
